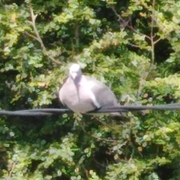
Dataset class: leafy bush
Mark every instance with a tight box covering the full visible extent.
[0,0,180,179]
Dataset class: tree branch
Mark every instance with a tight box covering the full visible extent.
[109,5,151,41]
[29,7,61,64]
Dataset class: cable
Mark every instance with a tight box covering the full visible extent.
[0,103,180,116]
[0,110,52,116]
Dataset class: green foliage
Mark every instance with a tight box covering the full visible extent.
[0,0,180,179]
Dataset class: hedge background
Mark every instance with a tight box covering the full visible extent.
[0,0,180,179]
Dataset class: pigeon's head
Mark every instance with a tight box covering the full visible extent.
[69,63,82,81]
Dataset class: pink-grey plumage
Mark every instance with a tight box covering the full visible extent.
[59,64,119,113]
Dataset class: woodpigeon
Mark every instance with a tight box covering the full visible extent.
[59,63,120,113]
